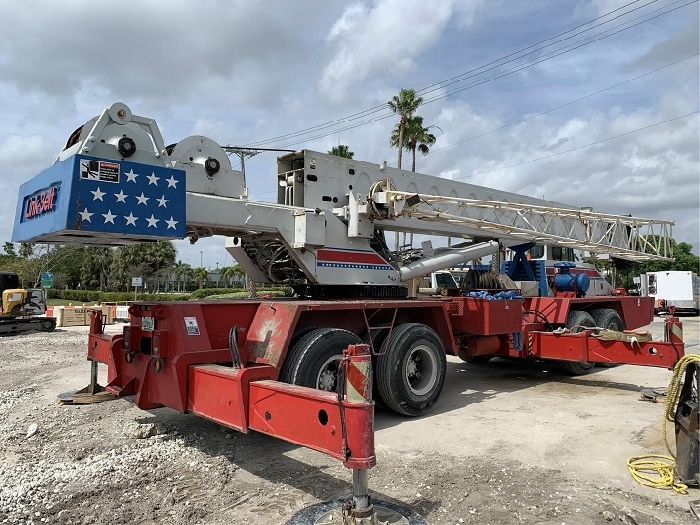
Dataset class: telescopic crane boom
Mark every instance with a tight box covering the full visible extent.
[13,103,673,298]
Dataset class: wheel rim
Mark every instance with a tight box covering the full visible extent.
[405,344,437,396]
[316,355,341,391]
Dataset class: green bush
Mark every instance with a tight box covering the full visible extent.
[189,286,295,299]
[48,289,190,303]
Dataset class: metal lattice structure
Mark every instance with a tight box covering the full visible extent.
[382,190,673,261]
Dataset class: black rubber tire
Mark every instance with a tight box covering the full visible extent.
[376,323,447,417]
[40,318,56,332]
[558,310,596,375]
[363,328,391,409]
[278,327,361,392]
[591,308,625,332]
[591,308,625,367]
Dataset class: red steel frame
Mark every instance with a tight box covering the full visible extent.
[85,294,683,466]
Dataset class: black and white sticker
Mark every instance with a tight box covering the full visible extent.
[184,317,200,336]
[80,159,120,183]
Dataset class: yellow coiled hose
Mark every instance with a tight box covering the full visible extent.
[627,353,700,495]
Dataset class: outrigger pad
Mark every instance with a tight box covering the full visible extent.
[13,154,186,245]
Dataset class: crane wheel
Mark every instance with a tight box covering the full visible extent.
[591,308,625,367]
[362,328,392,410]
[557,310,596,375]
[376,323,446,417]
[278,327,361,392]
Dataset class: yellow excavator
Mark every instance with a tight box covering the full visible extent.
[0,271,56,334]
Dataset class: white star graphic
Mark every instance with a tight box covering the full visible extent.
[79,208,93,222]
[102,210,116,224]
[124,212,138,226]
[166,175,179,188]
[147,172,160,186]
[125,169,138,182]
[165,216,178,230]
[157,195,168,207]
[146,214,159,228]
[136,192,150,205]
[115,190,128,203]
[91,187,105,201]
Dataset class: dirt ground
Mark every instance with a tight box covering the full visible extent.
[0,315,698,524]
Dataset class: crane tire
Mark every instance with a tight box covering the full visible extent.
[278,327,361,392]
[363,327,391,410]
[376,323,446,417]
[557,310,596,375]
[591,308,625,332]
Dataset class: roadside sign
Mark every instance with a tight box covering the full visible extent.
[131,277,143,287]
[41,272,53,288]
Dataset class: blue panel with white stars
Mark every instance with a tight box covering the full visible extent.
[13,154,186,244]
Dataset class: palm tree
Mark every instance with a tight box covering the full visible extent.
[219,265,236,287]
[232,264,246,285]
[390,116,438,172]
[193,267,208,290]
[328,145,354,159]
[388,88,423,170]
[173,260,192,292]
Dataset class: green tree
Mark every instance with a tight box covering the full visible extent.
[388,88,423,170]
[328,145,354,159]
[390,115,438,172]
[638,240,700,274]
[18,242,34,259]
[81,247,113,291]
[3,242,17,257]
[193,267,208,290]
[219,264,246,288]
[111,241,177,291]
[173,260,193,292]
[49,245,85,289]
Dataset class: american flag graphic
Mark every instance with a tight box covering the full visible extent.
[74,155,186,239]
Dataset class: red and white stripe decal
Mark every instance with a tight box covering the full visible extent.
[317,248,392,271]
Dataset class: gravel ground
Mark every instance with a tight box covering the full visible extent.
[0,319,698,524]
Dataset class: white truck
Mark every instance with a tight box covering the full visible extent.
[640,270,700,314]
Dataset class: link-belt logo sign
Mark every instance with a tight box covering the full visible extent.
[22,184,60,221]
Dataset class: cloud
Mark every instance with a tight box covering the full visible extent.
[0,1,338,113]
[319,0,481,102]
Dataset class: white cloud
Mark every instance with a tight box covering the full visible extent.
[320,0,474,102]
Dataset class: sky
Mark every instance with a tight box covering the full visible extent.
[0,0,698,268]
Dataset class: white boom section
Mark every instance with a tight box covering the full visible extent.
[29,104,673,290]
[374,189,673,262]
[277,151,673,262]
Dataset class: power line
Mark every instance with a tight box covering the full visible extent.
[453,111,699,180]
[242,107,700,199]
[239,0,686,148]
[273,2,696,149]
[425,53,699,157]
[242,0,655,147]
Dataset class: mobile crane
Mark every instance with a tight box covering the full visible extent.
[13,103,685,523]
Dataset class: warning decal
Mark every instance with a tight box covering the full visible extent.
[184,317,200,336]
[80,159,120,183]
